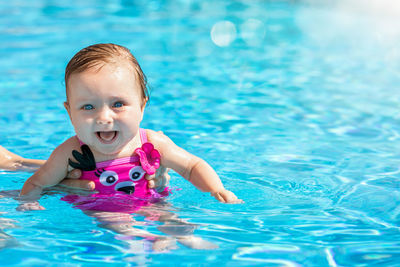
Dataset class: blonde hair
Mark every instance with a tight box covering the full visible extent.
[65,43,149,106]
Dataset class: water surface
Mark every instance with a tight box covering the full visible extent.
[1,0,400,265]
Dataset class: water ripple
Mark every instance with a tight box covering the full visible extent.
[1,0,400,265]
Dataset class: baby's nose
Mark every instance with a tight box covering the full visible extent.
[96,108,113,124]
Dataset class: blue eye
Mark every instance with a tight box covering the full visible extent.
[83,104,94,110]
[113,102,123,108]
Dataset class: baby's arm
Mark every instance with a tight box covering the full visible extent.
[19,137,78,209]
[147,130,242,203]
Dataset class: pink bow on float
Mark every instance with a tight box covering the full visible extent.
[135,143,161,175]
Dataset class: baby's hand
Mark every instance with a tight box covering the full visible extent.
[211,189,243,204]
[16,201,45,211]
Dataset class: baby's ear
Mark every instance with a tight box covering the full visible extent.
[141,99,147,112]
[64,102,71,117]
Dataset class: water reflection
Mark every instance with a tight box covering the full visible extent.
[210,20,237,47]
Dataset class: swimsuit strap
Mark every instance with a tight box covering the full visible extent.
[139,128,148,144]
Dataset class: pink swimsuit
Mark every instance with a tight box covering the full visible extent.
[62,129,168,213]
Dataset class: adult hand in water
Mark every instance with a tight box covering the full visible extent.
[0,145,170,194]
[58,165,170,193]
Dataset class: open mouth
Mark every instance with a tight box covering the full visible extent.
[115,181,135,195]
[96,131,118,144]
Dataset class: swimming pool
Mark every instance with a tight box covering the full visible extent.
[1,0,400,265]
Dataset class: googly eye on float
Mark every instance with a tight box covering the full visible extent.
[98,170,119,186]
[129,166,146,181]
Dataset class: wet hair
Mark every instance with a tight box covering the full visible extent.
[65,43,148,106]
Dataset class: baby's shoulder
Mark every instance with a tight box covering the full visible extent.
[45,136,82,172]
[53,136,82,158]
[58,136,84,171]
[145,129,174,147]
[59,136,81,150]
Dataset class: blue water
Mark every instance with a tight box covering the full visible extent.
[1,0,400,265]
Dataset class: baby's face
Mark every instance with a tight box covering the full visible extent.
[65,63,145,156]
